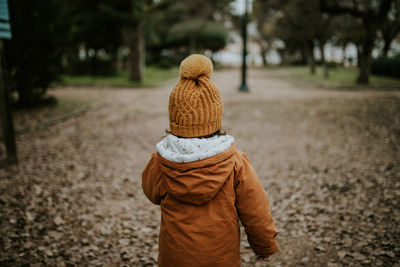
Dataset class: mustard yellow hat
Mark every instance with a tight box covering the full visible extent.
[169,54,223,138]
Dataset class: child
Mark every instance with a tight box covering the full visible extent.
[142,54,278,266]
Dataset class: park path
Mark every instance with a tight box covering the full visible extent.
[0,69,399,266]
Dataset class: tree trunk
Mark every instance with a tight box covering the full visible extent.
[381,26,399,59]
[129,20,145,82]
[277,49,286,65]
[357,52,372,84]
[382,37,391,59]
[260,47,268,67]
[284,50,290,65]
[116,48,124,73]
[0,40,18,164]
[356,48,361,68]
[299,49,306,65]
[257,39,269,67]
[319,41,329,78]
[304,40,315,74]
[356,38,374,84]
[341,43,347,66]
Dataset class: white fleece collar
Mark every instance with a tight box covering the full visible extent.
[156,134,235,163]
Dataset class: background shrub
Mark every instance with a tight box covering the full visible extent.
[371,55,400,79]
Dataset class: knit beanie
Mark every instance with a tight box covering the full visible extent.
[169,54,223,138]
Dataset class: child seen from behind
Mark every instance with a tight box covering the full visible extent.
[142,54,278,266]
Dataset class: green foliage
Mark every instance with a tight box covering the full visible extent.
[60,66,179,87]
[148,55,182,69]
[278,66,400,88]
[321,0,396,84]
[167,20,203,46]
[64,58,116,76]
[326,61,339,69]
[199,23,227,51]
[167,21,227,51]
[259,0,331,66]
[330,15,364,47]
[147,0,233,58]
[59,0,133,75]
[371,55,400,79]
[4,0,64,105]
[276,0,322,41]
[61,0,131,53]
[314,60,339,68]
[4,0,131,105]
[3,0,233,107]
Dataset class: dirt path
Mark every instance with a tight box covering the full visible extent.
[1,69,399,266]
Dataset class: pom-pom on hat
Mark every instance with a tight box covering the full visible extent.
[169,54,223,138]
[179,54,213,79]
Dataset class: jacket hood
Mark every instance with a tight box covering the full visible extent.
[156,135,236,205]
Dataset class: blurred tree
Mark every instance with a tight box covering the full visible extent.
[148,0,233,61]
[166,20,227,53]
[58,0,160,82]
[5,0,236,98]
[321,0,394,84]
[59,0,131,76]
[253,0,281,66]
[4,0,63,105]
[129,0,145,82]
[274,0,329,74]
[199,22,228,52]
[330,15,364,66]
[379,0,400,58]
[314,13,332,78]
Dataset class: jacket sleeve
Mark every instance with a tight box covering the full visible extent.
[142,152,163,205]
[235,152,279,257]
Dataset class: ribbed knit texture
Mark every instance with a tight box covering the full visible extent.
[169,54,223,138]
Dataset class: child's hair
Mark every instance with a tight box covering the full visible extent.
[165,128,227,139]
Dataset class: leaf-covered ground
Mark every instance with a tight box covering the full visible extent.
[0,69,399,266]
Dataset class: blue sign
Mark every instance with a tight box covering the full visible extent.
[0,21,10,39]
[0,0,11,39]
[0,0,9,21]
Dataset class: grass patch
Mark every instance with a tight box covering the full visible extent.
[60,66,179,87]
[271,66,400,89]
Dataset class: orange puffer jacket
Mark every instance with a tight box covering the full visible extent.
[142,144,278,267]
